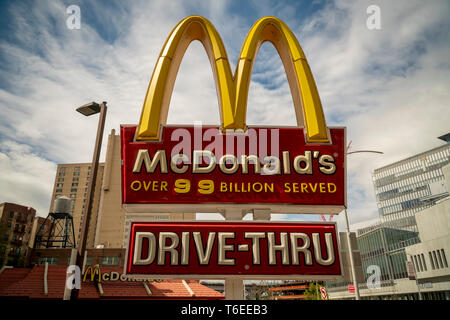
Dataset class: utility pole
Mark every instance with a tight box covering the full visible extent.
[70,102,107,300]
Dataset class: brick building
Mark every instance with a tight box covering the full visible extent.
[0,203,36,267]
[28,216,53,249]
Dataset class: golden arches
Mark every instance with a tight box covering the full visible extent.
[136,16,329,143]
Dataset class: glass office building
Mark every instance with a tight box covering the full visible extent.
[358,227,419,281]
[372,140,450,232]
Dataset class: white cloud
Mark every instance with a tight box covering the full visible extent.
[0,140,56,216]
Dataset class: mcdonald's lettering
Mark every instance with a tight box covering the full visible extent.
[82,265,161,282]
[131,149,336,176]
[121,16,346,214]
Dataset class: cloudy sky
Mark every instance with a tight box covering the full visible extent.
[0,0,449,231]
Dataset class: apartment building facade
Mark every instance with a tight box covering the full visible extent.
[0,202,36,266]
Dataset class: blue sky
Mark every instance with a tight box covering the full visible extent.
[0,0,449,231]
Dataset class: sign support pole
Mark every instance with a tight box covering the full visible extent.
[223,209,246,300]
[253,209,271,221]
[63,248,78,300]
[343,209,360,300]
[253,209,271,300]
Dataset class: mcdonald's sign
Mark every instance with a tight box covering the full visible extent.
[82,265,156,282]
[83,265,102,282]
[121,16,346,214]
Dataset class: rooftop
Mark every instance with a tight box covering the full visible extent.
[0,266,224,300]
[373,142,450,174]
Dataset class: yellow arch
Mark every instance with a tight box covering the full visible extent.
[136,16,329,143]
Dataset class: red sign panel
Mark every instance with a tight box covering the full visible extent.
[406,261,416,280]
[348,284,355,293]
[320,287,328,300]
[125,221,341,279]
[121,125,346,214]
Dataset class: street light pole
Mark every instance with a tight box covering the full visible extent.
[70,101,107,300]
[344,149,383,301]
[343,208,361,300]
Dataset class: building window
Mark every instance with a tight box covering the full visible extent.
[441,249,448,268]
[436,250,444,269]
[56,189,62,193]
[56,183,63,187]
[74,166,80,171]
[73,172,80,176]
[102,256,119,266]
[72,183,78,187]
[58,172,65,176]
[85,257,92,266]
[432,251,439,269]
[73,177,79,182]
[420,254,427,271]
[9,211,14,218]
[38,257,58,265]
[70,194,76,198]
[413,255,420,272]
[71,188,77,192]
[58,178,64,182]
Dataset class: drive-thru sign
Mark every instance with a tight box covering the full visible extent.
[126,221,341,279]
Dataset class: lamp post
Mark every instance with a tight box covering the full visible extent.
[70,101,107,300]
[344,149,383,301]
